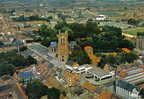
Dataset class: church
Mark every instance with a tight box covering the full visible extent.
[48,31,77,63]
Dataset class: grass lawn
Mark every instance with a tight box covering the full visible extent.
[124,27,144,36]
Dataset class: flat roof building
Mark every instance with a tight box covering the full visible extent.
[85,66,114,92]
[117,65,144,86]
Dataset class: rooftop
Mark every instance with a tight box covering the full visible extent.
[88,67,109,78]
[81,81,97,91]
[0,85,12,92]
[19,70,33,80]
[116,80,135,92]
[49,41,57,48]
[118,64,144,77]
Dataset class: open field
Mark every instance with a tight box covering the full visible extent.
[124,27,144,36]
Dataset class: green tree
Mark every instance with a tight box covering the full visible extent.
[0,63,14,76]
[69,46,90,65]
[0,50,36,76]
[25,79,61,99]
[119,40,135,50]
[128,18,138,26]
[85,21,99,36]
[98,55,106,68]
[18,15,25,21]
[28,15,41,21]
[0,41,4,47]
[139,89,144,99]
[47,87,61,99]
[105,55,117,66]
[39,24,57,46]
[25,56,37,65]
[46,16,53,21]
[25,79,48,99]
[9,55,25,67]
[34,22,135,65]
[55,21,68,30]
[125,52,138,63]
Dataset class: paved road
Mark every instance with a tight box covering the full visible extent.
[6,79,25,99]
[27,44,66,69]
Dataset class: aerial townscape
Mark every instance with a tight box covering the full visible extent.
[0,0,144,99]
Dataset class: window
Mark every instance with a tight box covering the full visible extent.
[101,76,112,80]
[95,76,100,81]
[61,37,65,44]
[61,38,63,44]
[85,74,94,78]
[62,56,64,61]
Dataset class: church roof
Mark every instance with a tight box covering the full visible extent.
[116,80,135,92]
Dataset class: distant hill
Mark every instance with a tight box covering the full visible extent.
[44,0,144,7]
[0,0,144,7]
[39,0,144,7]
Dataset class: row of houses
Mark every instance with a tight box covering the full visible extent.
[116,64,144,99]
[17,41,144,99]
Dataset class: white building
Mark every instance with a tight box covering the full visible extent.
[96,15,106,21]
[116,80,141,99]
[65,64,92,74]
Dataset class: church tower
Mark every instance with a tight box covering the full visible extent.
[57,31,69,63]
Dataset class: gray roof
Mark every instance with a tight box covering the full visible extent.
[66,60,74,66]
[94,87,103,94]
[22,49,33,56]
[48,63,54,68]
[50,41,57,48]
[70,41,77,46]
[10,39,24,46]
[29,45,48,55]
[0,75,11,81]
[0,85,12,92]
[88,67,109,78]
[19,71,33,80]
[116,80,135,92]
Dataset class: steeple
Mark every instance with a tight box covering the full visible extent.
[57,31,69,63]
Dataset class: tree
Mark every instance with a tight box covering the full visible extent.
[17,15,25,21]
[9,55,26,67]
[69,46,91,65]
[0,63,14,76]
[39,24,57,46]
[128,18,138,26]
[28,15,41,21]
[55,21,68,30]
[47,16,53,20]
[124,52,138,63]
[25,56,37,65]
[0,41,4,47]
[119,40,135,50]
[39,24,49,35]
[139,88,144,99]
[85,21,99,36]
[25,79,48,99]
[34,22,135,66]
[25,79,61,99]
[105,55,117,66]
[0,50,36,76]
[98,52,138,68]
[19,46,27,51]
[38,22,134,53]
[98,54,119,68]
[47,87,61,99]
